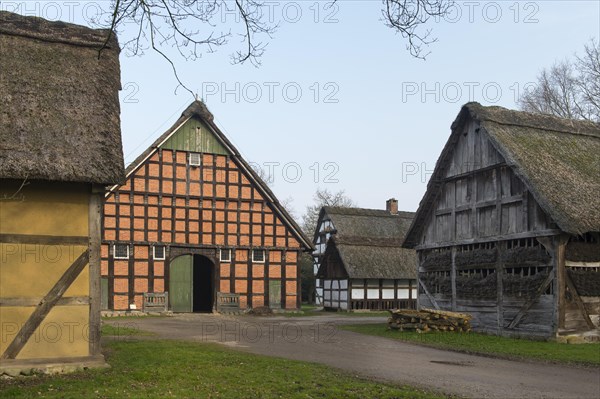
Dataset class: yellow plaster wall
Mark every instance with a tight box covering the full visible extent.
[0,305,90,359]
[0,180,89,236]
[0,180,92,359]
[0,244,89,298]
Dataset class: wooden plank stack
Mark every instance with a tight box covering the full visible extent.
[388,308,472,333]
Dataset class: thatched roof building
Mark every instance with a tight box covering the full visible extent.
[402,102,600,337]
[316,206,416,280]
[313,203,417,310]
[404,103,600,247]
[0,12,124,374]
[0,11,124,184]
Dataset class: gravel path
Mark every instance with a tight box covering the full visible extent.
[105,314,600,399]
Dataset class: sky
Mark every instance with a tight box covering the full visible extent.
[4,0,599,219]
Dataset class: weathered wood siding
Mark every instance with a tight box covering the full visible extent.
[418,121,557,249]
[564,235,600,329]
[101,118,303,311]
[415,122,567,337]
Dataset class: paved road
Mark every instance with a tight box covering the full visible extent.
[105,314,600,399]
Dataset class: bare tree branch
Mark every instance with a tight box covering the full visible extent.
[302,188,355,236]
[104,1,453,93]
[382,0,453,59]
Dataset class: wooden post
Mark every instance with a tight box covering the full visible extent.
[496,241,505,333]
[451,246,457,311]
[88,185,103,356]
[556,234,569,330]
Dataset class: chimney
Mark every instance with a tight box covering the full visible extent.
[386,198,398,215]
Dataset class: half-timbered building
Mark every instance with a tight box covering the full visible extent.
[403,103,600,338]
[313,200,417,310]
[0,12,123,373]
[101,101,312,312]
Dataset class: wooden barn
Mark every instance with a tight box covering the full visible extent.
[0,12,123,373]
[101,101,312,313]
[313,200,417,311]
[403,103,600,338]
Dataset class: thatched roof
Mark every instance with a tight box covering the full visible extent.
[114,100,313,251]
[404,103,600,247]
[0,11,124,185]
[316,207,416,279]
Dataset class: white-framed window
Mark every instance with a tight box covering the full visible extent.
[252,249,265,263]
[113,244,129,259]
[220,248,232,262]
[153,245,166,260]
[188,152,201,166]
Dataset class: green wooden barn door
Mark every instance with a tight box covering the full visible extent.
[269,281,282,309]
[170,255,193,312]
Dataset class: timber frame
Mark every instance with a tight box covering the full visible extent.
[313,202,417,311]
[101,101,312,312]
[403,103,600,338]
[1,12,124,374]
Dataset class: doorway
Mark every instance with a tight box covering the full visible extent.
[192,254,214,312]
[169,254,215,312]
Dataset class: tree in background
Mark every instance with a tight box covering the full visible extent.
[300,188,355,303]
[302,188,356,236]
[519,39,600,121]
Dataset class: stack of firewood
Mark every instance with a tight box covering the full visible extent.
[388,308,472,333]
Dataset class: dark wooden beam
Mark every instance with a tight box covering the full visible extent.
[439,162,506,183]
[451,246,457,311]
[0,234,88,245]
[88,188,103,356]
[0,296,90,307]
[1,251,89,359]
[414,229,562,250]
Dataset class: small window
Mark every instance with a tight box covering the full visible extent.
[189,153,201,166]
[113,244,129,259]
[220,249,231,262]
[153,245,166,260]
[252,249,265,263]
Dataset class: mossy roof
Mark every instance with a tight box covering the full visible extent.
[404,103,600,247]
[0,11,124,185]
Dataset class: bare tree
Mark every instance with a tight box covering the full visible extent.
[519,39,600,121]
[302,188,355,236]
[101,1,452,92]
[576,39,600,118]
[382,0,453,59]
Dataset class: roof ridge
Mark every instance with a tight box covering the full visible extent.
[482,118,600,139]
[0,11,115,49]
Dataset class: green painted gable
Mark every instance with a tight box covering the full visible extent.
[161,117,229,155]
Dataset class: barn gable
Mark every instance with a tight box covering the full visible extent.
[102,101,311,312]
[405,103,600,248]
[403,103,600,338]
[112,101,309,249]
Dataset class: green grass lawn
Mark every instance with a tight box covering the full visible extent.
[101,323,155,337]
[0,339,445,399]
[282,305,389,318]
[342,324,600,367]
